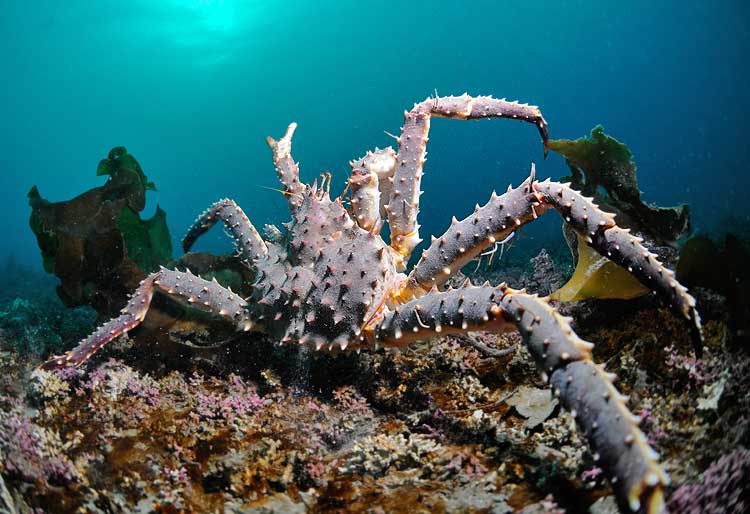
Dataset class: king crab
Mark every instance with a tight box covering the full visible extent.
[42,94,701,514]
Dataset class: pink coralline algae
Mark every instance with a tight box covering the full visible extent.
[581,466,604,483]
[664,344,708,390]
[668,447,750,514]
[0,397,77,485]
[193,374,265,421]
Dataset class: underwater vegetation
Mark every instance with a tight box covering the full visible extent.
[546,127,690,306]
[547,127,691,245]
[548,232,650,304]
[28,147,172,317]
[0,93,747,514]
[677,233,750,346]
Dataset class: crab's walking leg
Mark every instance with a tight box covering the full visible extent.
[40,268,250,370]
[267,123,305,212]
[399,168,702,345]
[533,179,702,344]
[397,171,541,301]
[182,199,268,266]
[374,284,667,514]
[386,94,549,262]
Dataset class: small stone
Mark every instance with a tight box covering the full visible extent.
[506,386,558,429]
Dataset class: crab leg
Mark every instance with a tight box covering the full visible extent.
[399,167,702,346]
[533,179,702,343]
[267,123,305,212]
[347,159,382,232]
[182,199,268,267]
[386,94,549,262]
[397,170,541,301]
[374,284,667,514]
[347,148,399,232]
[40,268,251,370]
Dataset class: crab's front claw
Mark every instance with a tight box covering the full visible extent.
[267,122,305,212]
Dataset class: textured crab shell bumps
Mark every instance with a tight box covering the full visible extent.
[501,288,668,514]
[597,226,701,331]
[551,361,669,514]
[40,267,250,370]
[350,147,397,221]
[533,179,617,241]
[267,122,305,211]
[182,198,267,265]
[252,193,396,352]
[387,110,429,259]
[376,285,508,343]
[407,181,541,296]
[348,158,382,232]
[152,267,250,326]
[500,291,594,372]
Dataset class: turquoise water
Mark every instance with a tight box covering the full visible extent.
[1,0,747,263]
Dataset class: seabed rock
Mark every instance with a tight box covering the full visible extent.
[505,386,558,430]
[0,269,746,513]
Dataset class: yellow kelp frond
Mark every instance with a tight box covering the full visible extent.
[550,233,649,302]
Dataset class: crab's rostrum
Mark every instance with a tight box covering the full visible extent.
[42,94,702,514]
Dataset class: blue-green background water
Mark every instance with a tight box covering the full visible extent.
[1,0,748,266]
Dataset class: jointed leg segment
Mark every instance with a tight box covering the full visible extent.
[375,284,667,514]
[534,179,702,343]
[386,94,549,260]
[182,199,268,267]
[40,268,251,370]
[399,170,544,299]
[399,170,702,345]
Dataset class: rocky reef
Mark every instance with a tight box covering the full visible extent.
[0,250,747,513]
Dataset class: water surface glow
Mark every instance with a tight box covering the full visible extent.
[0,1,747,264]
